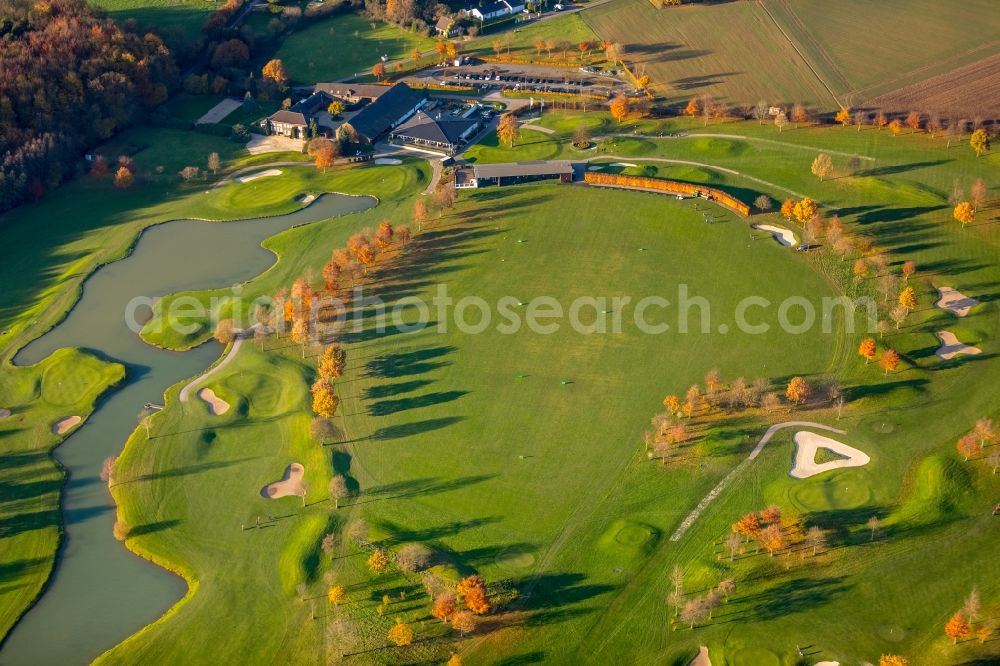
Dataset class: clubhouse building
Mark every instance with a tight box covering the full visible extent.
[456,160,575,188]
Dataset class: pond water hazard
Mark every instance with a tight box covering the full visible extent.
[2,193,375,664]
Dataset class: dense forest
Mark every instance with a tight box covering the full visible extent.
[0,0,177,212]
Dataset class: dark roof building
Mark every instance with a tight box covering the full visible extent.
[348,82,428,143]
[263,90,335,138]
[464,160,575,187]
[390,111,479,153]
[314,83,392,103]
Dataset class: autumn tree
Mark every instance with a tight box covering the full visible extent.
[662,394,682,417]
[679,598,707,629]
[774,110,788,132]
[905,111,922,132]
[327,585,345,606]
[874,111,888,130]
[792,197,818,223]
[311,379,340,418]
[957,433,982,461]
[760,523,784,556]
[114,166,134,189]
[733,513,760,542]
[262,59,288,86]
[811,153,833,181]
[791,103,808,123]
[214,318,235,344]
[610,95,630,123]
[866,515,880,541]
[785,376,810,404]
[724,531,741,561]
[433,594,457,622]
[497,113,520,147]
[858,339,878,365]
[372,62,386,80]
[207,152,220,175]
[888,119,903,136]
[684,97,700,117]
[291,318,311,357]
[898,286,918,311]
[413,198,429,231]
[835,107,851,126]
[970,128,990,156]
[319,344,347,380]
[902,260,916,281]
[963,588,981,622]
[387,618,414,646]
[314,140,338,172]
[368,548,391,574]
[754,195,772,213]
[457,575,491,614]
[780,199,795,220]
[879,349,900,375]
[879,656,909,666]
[945,612,971,644]
[890,304,908,330]
[953,201,975,228]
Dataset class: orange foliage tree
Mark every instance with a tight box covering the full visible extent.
[319,344,347,380]
[456,575,491,614]
[957,433,982,462]
[262,58,288,85]
[114,166,134,189]
[785,377,810,404]
[858,338,877,364]
[732,513,760,542]
[879,349,900,375]
[610,95,630,123]
[945,612,971,644]
[432,594,457,622]
[497,113,520,147]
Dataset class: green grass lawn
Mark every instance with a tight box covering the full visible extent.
[466,12,600,62]
[274,13,436,84]
[3,100,1000,664]
[89,0,212,38]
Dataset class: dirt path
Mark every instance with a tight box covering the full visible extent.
[669,421,846,542]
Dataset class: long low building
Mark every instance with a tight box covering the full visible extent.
[456,160,575,188]
[390,111,480,154]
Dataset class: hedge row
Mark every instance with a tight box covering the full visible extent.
[584,172,751,216]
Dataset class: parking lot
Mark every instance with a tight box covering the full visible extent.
[406,62,633,99]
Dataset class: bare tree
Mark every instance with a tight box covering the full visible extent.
[754,194,772,213]
[670,564,684,596]
[866,515,880,541]
[964,588,981,622]
[321,532,338,556]
[100,456,116,484]
[889,304,908,330]
[679,598,707,629]
[329,474,350,509]
[396,543,432,573]
[989,447,1000,475]
[753,100,768,125]
[724,532,741,561]
[806,525,826,555]
[717,578,735,601]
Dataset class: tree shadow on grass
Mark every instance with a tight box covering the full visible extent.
[494,652,546,665]
[364,346,457,379]
[0,557,48,584]
[360,474,495,503]
[843,377,928,401]
[722,576,849,622]
[362,379,435,400]
[363,416,465,441]
[855,160,951,177]
[127,518,181,538]
[367,390,469,417]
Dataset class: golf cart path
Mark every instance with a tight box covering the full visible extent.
[178,326,258,403]
[669,421,847,542]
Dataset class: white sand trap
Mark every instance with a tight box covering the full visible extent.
[0,408,10,419]
[814,662,839,666]
[374,157,402,165]
[261,463,305,499]
[237,169,282,183]
[587,165,604,171]
[753,224,798,247]
[52,416,81,435]
[688,646,711,666]
[610,162,637,167]
[935,331,982,360]
[198,388,230,415]
[790,431,870,479]
[298,193,315,204]
[935,286,979,317]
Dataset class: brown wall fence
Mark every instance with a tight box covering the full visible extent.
[583,172,751,216]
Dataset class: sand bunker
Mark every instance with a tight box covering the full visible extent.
[237,169,282,183]
[261,463,306,499]
[610,162,637,167]
[935,286,978,317]
[0,408,10,419]
[790,431,870,479]
[298,193,315,204]
[52,415,81,435]
[198,388,230,415]
[688,646,711,666]
[374,157,402,165]
[935,331,982,360]
[753,224,797,247]
[587,166,604,171]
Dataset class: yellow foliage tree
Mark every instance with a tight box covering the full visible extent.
[898,286,918,311]
[387,618,414,646]
[879,655,909,666]
[953,201,975,227]
[497,113,519,147]
[792,197,818,223]
[835,107,851,126]
[327,585,345,606]
[610,95,630,123]
[970,128,990,156]
[311,379,340,418]
[368,548,391,574]
[262,58,288,85]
